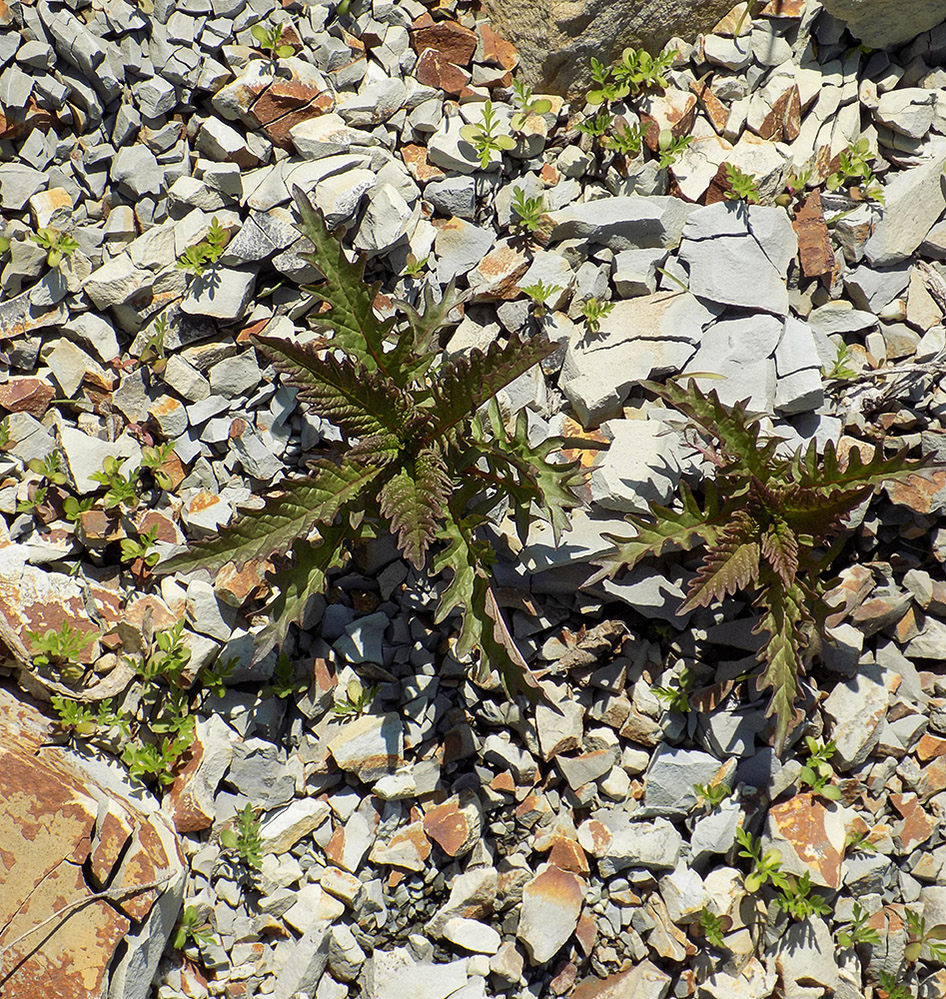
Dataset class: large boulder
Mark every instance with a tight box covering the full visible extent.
[820,0,946,49]
[0,689,186,999]
[479,0,736,97]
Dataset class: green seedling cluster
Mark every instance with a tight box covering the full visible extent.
[653,665,695,713]
[333,676,379,717]
[29,227,79,268]
[176,217,229,275]
[697,907,730,949]
[798,736,842,800]
[773,870,832,921]
[824,341,858,380]
[826,138,884,203]
[693,781,732,810]
[521,281,563,318]
[581,297,614,335]
[221,803,264,871]
[172,906,215,952]
[604,120,649,157]
[459,101,516,169]
[510,79,552,130]
[250,22,295,60]
[836,902,881,948]
[736,827,787,893]
[511,187,548,233]
[27,621,98,684]
[724,163,761,203]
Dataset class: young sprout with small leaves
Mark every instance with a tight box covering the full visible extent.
[653,666,695,713]
[612,45,676,95]
[0,416,12,450]
[27,622,98,684]
[459,101,516,169]
[824,341,857,380]
[736,827,788,893]
[510,79,552,130]
[250,22,295,60]
[265,651,309,699]
[586,57,629,106]
[221,803,264,870]
[50,696,127,739]
[798,736,841,800]
[844,828,875,855]
[826,138,884,203]
[140,315,169,374]
[836,902,881,948]
[693,782,732,811]
[656,129,692,168]
[576,109,614,138]
[176,218,229,275]
[905,909,946,963]
[876,971,913,999]
[581,296,614,335]
[773,871,832,922]
[724,163,760,203]
[522,281,563,318]
[91,455,140,510]
[333,676,378,717]
[121,525,161,568]
[604,121,649,157]
[403,254,429,277]
[172,906,215,952]
[29,227,80,268]
[63,495,95,523]
[511,188,548,233]
[140,442,176,490]
[696,907,731,949]
[28,450,68,486]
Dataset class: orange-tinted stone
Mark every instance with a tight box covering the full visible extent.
[0,376,55,417]
[411,20,478,66]
[475,22,518,69]
[415,48,471,95]
[793,188,835,279]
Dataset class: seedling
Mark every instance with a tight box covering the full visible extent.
[50,696,127,739]
[0,416,12,450]
[27,621,98,684]
[63,495,95,523]
[724,163,760,203]
[581,296,614,335]
[877,971,913,999]
[198,655,238,699]
[656,129,692,168]
[904,909,946,963]
[522,281,563,318]
[604,121,649,157]
[140,442,176,490]
[693,781,732,810]
[172,906,215,951]
[250,22,295,60]
[404,254,429,277]
[511,187,547,233]
[221,803,264,870]
[121,525,161,568]
[798,737,841,800]
[576,109,614,138]
[139,315,168,374]
[773,870,832,921]
[122,730,194,786]
[736,827,788,892]
[27,450,68,485]
[29,227,79,268]
[824,341,857,380]
[586,57,629,106]
[176,217,229,275]
[826,138,884,203]
[844,828,876,854]
[611,45,675,95]
[333,676,378,717]
[264,651,309,699]
[696,907,731,948]
[511,79,552,130]
[589,377,929,750]
[653,666,695,713]
[836,902,881,947]
[17,482,48,516]
[91,455,140,509]
[459,101,516,169]
[131,618,191,685]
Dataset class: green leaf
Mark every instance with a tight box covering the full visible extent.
[391,278,469,366]
[250,23,269,43]
[760,515,799,587]
[289,185,400,380]
[432,507,491,657]
[426,332,557,442]
[156,464,382,576]
[679,526,760,613]
[377,447,451,568]
[253,335,419,441]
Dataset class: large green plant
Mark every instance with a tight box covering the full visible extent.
[158,187,582,688]
[589,378,929,750]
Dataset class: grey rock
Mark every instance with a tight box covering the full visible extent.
[83,254,152,309]
[425,176,477,219]
[844,260,913,313]
[807,302,879,336]
[596,564,693,626]
[771,917,839,999]
[290,112,370,159]
[548,196,696,251]
[435,219,494,285]
[679,234,789,313]
[579,811,683,874]
[207,351,261,397]
[843,851,895,894]
[335,78,407,127]
[180,265,256,321]
[64,312,120,363]
[273,921,331,999]
[589,418,683,514]
[864,139,946,267]
[354,182,417,255]
[365,949,468,999]
[110,145,164,197]
[333,611,389,665]
[0,163,48,210]
[821,0,946,48]
[823,663,889,769]
[643,744,723,817]
[611,246,667,296]
[441,917,501,955]
[327,713,405,782]
[133,75,177,117]
[59,427,141,496]
[690,799,742,864]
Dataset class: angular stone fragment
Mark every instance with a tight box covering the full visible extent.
[793,189,834,279]
[763,793,845,889]
[327,713,406,782]
[517,865,585,965]
[822,662,889,768]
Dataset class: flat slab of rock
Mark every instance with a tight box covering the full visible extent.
[547,196,697,251]
[517,865,586,964]
[327,713,406,783]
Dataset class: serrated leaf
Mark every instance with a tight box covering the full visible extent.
[680,532,760,613]
[760,516,799,587]
[254,335,418,441]
[289,185,400,379]
[377,447,450,568]
[432,508,490,652]
[156,463,381,576]
[391,278,469,363]
[252,526,352,663]
[426,332,557,442]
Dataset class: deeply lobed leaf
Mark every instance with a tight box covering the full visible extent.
[378,447,451,568]
[679,511,761,613]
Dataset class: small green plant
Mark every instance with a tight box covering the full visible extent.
[27,621,98,684]
[612,45,675,95]
[736,827,788,893]
[844,828,876,854]
[522,281,563,318]
[656,129,692,168]
[139,315,168,374]
[198,655,238,699]
[604,121,649,157]
[459,101,516,169]
[581,296,614,335]
[798,737,841,800]
[250,22,295,60]
[836,902,881,948]
[90,455,140,509]
[575,109,614,138]
[724,163,760,203]
[693,781,732,810]
[697,907,730,949]
[221,802,264,870]
[157,187,583,689]
[589,377,929,749]
[823,341,857,380]
[121,525,161,568]
[333,676,378,717]
[50,696,127,739]
[773,870,832,922]
[877,971,913,999]
[29,227,79,268]
[63,495,96,523]
[28,450,68,485]
[172,905,215,951]
[511,187,547,233]
[904,909,946,963]
[510,79,552,130]
[404,254,429,277]
[587,57,629,106]
[132,618,191,685]
[140,442,176,490]
[653,665,695,713]
[176,217,229,275]
[0,416,12,450]
[826,138,884,203]
[123,732,194,786]
[265,651,309,699]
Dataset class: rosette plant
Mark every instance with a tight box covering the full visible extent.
[158,187,583,688]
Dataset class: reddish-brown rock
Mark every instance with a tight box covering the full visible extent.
[0,376,56,417]
[411,20,478,66]
[423,791,483,858]
[793,189,835,279]
[758,84,801,141]
[517,866,586,964]
[765,793,845,889]
[475,22,519,70]
[250,81,334,147]
[414,48,471,96]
